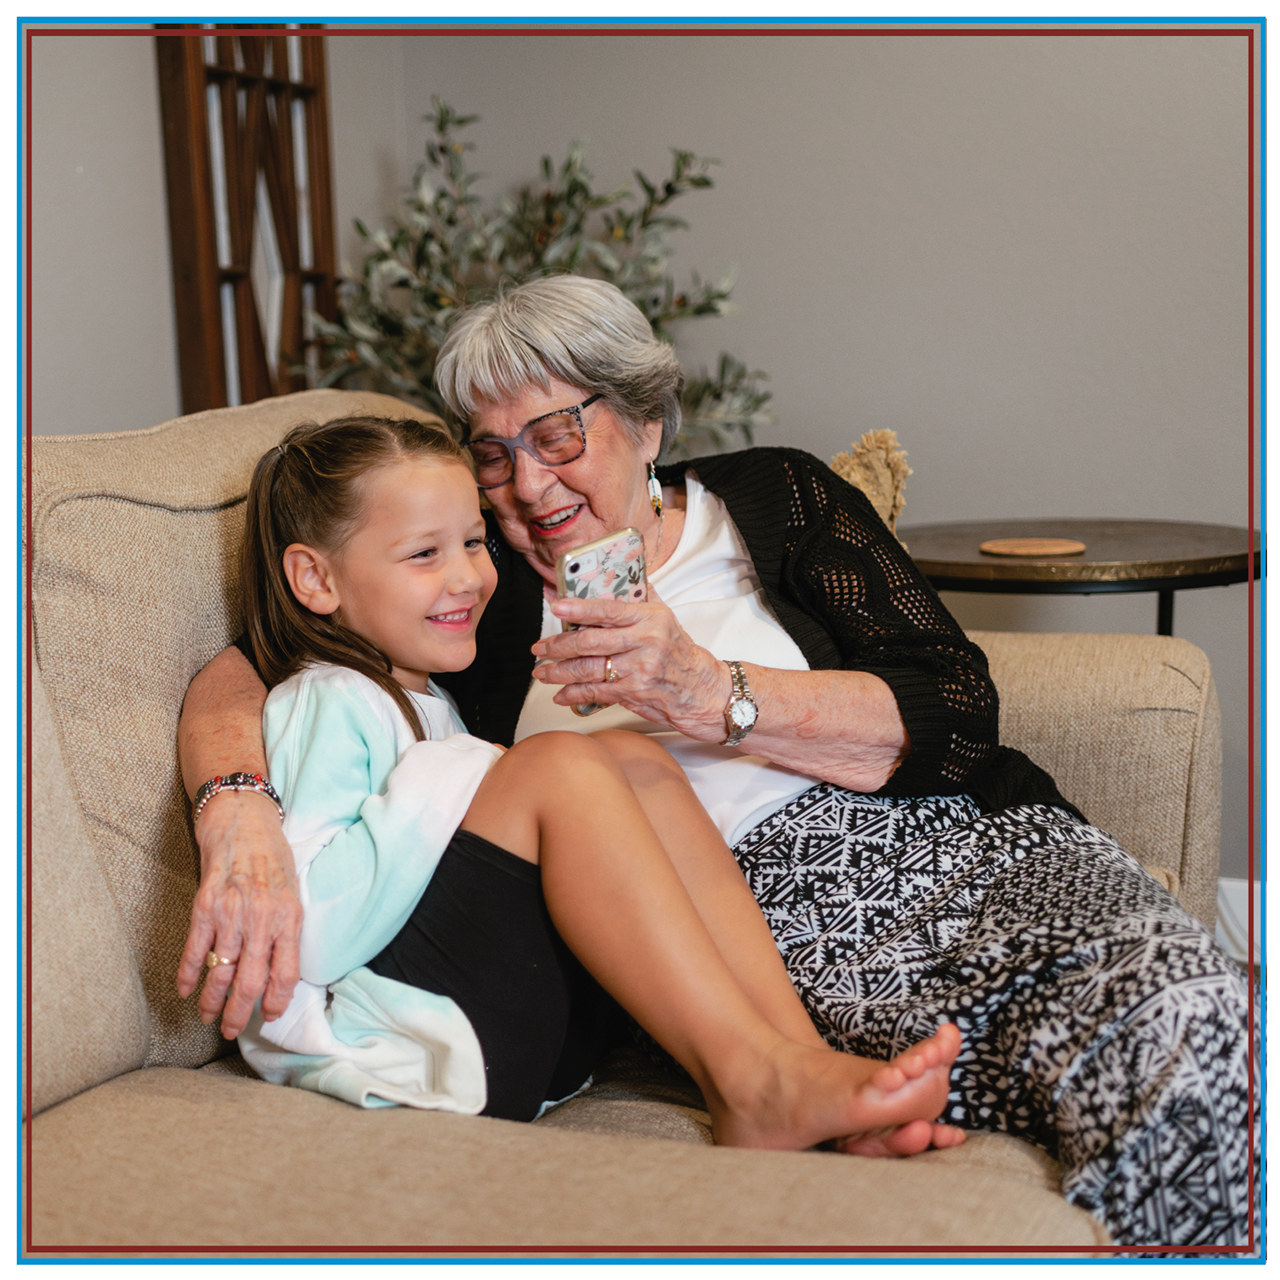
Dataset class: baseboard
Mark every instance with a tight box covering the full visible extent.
[1215,877,1261,964]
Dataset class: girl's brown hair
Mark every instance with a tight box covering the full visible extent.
[242,415,469,741]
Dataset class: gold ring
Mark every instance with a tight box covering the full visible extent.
[206,951,236,969]
[605,656,619,684]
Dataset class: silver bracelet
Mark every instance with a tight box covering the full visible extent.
[192,772,284,824]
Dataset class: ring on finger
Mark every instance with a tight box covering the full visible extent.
[206,951,237,970]
[604,656,619,684]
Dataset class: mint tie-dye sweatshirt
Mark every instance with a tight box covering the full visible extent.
[238,664,503,1111]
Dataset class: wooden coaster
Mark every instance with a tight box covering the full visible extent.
[979,537,1087,558]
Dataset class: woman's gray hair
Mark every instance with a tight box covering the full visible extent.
[435,276,684,454]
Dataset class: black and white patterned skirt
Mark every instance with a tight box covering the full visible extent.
[732,784,1257,1251]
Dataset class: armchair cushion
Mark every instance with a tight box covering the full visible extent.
[28,1067,1108,1250]
[969,630,1220,927]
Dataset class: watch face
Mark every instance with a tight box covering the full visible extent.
[729,700,757,729]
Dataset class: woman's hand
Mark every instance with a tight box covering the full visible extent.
[176,791,303,1039]
[532,590,911,793]
[176,645,302,1038]
[533,589,731,741]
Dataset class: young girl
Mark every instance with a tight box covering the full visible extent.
[236,414,964,1154]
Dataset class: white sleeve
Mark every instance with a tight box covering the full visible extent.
[265,672,503,985]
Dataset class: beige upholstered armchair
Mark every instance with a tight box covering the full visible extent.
[26,390,1219,1253]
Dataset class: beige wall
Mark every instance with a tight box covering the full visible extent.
[30,33,180,436]
[27,28,1259,877]
[327,35,412,279]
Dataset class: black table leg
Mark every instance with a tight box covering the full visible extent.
[1157,590,1174,636]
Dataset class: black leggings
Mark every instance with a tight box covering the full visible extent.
[366,828,624,1122]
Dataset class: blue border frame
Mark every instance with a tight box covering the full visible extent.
[15,13,1267,1266]
[15,12,23,1270]
[1257,12,1268,1261]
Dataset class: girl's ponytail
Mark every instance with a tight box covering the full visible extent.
[241,442,291,690]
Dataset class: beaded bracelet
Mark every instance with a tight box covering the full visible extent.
[192,772,284,824]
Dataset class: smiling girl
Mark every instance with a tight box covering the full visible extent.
[232,414,964,1152]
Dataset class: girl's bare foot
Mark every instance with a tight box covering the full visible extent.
[836,1118,968,1157]
[831,1023,968,1155]
[707,1023,963,1154]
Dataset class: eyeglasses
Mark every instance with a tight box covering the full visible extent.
[466,394,602,490]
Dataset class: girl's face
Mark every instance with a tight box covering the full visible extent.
[468,376,662,586]
[286,458,497,693]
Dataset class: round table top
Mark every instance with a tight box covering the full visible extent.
[901,518,1260,590]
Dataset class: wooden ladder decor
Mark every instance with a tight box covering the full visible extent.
[155,24,338,412]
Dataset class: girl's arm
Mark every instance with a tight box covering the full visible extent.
[270,672,501,986]
[176,645,302,1039]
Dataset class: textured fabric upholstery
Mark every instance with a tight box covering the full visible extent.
[969,630,1220,927]
[28,670,150,1117]
[30,390,444,1068]
[26,1068,1109,1251]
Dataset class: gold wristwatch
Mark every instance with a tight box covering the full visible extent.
[722,661,759,747]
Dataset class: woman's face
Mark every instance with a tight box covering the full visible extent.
[469,376,663,585]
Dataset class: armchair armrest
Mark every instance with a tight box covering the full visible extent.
[967,630,1221,929]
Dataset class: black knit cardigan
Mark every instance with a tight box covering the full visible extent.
[433,447,1079,819]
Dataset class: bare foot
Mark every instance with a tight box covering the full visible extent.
[708,1023,963,1154]
[837,1119,968,1157]
[832,1025,967,1155]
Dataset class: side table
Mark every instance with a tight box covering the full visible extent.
[901,518,1261,636]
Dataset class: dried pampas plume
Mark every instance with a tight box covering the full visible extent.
[830,430,913,546]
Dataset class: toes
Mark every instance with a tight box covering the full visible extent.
[834,1125,906,1158]
[854,1119,935,1157]
[832,1120,966,1159]
[891,1042,930,1077]
[895,1023,961,1074]
[867,1062,907,1094]
[900,1049,928,1079]
[935,1023,962,1061]
[881,1119,937,1156]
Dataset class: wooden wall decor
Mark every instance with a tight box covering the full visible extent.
[155,25,338,413]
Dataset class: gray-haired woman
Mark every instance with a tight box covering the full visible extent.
[178,274,1254,1249]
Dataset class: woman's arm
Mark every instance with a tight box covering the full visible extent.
[535,448,1000,797]
[532,596,909,792]
[175,645,303,1038]
[721,664,909,791]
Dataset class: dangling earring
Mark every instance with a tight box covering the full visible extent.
[647,460,663,518]
[648,458,666,568]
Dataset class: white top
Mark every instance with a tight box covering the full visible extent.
[515,474,816,847]
[239,665,502,1112]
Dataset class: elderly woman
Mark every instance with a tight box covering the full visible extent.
[178,276,1253,1249]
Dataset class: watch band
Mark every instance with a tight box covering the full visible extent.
[722,660,759,747]
[192,772,284,824]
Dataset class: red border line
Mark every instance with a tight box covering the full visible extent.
[23,20,34,1260]
[20,20,1263,1260]
[1245,23,1258,1258]
[19,1244,1251,1256]
[27,25,1257,39]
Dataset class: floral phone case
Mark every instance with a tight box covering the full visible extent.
[555,527,646,716]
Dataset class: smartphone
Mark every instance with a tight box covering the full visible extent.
[554,527,647,716]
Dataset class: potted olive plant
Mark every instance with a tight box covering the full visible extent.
[310,98,772,458]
